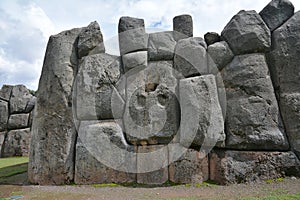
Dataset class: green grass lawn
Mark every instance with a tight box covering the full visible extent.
[0,157,28,179]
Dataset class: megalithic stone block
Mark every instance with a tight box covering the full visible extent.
[173,14,193,41]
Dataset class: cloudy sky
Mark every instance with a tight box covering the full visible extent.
[0,0,299,90]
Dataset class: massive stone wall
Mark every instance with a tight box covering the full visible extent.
[29,0,300,185]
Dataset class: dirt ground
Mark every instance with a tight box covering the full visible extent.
[0,175,300,200]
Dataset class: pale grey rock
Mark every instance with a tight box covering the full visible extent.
[169,144,208,183]
[174,37,207,78]
[221,10,271,55]
[179,75,225,148]
[10,85,33,114]
[0,85,13,101]
[28,27,82,185]
[2,128,31,157]
[122,51,147,72]
[76,54,124,120]
[118,17,148,55]
[137,145,168,185]
[204,32,220,46]
[148,31,176,61]
[222,54,289,150]
[0,100,9,131]
[260,0,294,31]
[24,96,36,113]
[8,113,29,130]
[210,150,300,184]
[124,61,181,145]
[0,131,6,157]
[173,15,193,40]
[78,21,105,59]
[207,41,234,71]
[74,121,136,184]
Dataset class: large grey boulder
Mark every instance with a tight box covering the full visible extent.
[204,32,220,46]
[122,51,147,72]
[0,85,12,101]
[8,114,29,130]
[222,54,289,150]
[179,75,225,148]
[29,27,82,185]
[118,17,148,55]
[124,61,181,145]
[2,128,31,157]
[207,41,234,71]
[210,150,300,184]
[75,121,136,184]
[75,54,124,120]
[174,37,207,77]
[266,12,300,158]
[78,21,105,59]
[173,15,193,40]
[0,131,6,156]
[0,100,9,131]
[221,10,271,55]
[169,144,208,184]
[10,85,33,114]
[148,31,176,61]
[260,0,294,31]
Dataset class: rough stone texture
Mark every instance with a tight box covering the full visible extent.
[2,128,31,157]
[210,150,300,185]
[204,32,220,46]
[75,121,136,184]
[8,114,29,130]
[173,15,193,39]
[0,132,6,156]
[207,41,234,71]
[24,96,36,113]
[221,10,271,55]
[260,0,294,31]
[148,31,176,61]
[174,37,207,78]
[222,54,289,150]
[0,85,13,101]
[76,54,124,120]
[124,61,181,145]
[10,85,34,114]
[122,51,147,72]
[28,27,82,185]
[137,145,168,185]
[118,17,148,55]
[179,75,225,148]
[169,145,208,183]
[0,100,9,131]
[78,21,105,59]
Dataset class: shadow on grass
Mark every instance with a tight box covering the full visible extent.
[0,163,28,185]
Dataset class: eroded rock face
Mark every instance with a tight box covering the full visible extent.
[204,32,220,46]
[260,0,294,31]
[0,100,9,131]
[173,15,193,39]
[221,10,271,55]
[222,54,289,150]
[122,51,147,72]
[207,41,234,71]
[210,150,300,184]
[29,27,82,185]
[10,85,33,114]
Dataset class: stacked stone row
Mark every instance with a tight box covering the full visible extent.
[0,85,35,157]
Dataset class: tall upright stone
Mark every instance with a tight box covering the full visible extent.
[173,15,193,40]
[28,27,82,185]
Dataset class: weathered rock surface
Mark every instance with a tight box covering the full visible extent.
[76,54,124,120]
[8,114,29,130]
[179,75,225,148]
[0,100,9,131]
[10,85,34,114]
[173,15,193,39]
[29,27,82,185]
[122,51,147,72]
[222,54,289,150]
[78,21,105,59]
[2,128,31,157]
[210,150,300,184]
[137,145,168,185]
[124,61,180,144]
[0,132,6,156]
[174,37,207,77]
[148,31,176,61]
[260,0,294,31]
[221,10,271,55]
[204,32,220,46]
[75,121,136,184]
[207,41,234,71]
[118,17,148,55]
[0,85,12,101]
[169,145,208,183]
